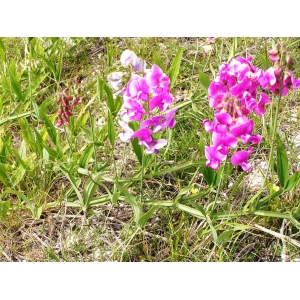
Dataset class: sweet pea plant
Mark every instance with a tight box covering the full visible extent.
[108,50,178,155]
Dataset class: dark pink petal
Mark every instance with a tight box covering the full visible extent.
[212,132,238,148]
[131,128,153,144]
[215,112,232,125]
[230,119,254,137]
[142,139,167,154]
[231,147,253,171]
[254,92,270,116]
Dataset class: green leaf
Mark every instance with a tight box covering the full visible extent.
[83,173,103,208]
[112,192,119,204]
[104,83,115,113]
[114,94,123,116]
[201,165,215,186]
[0,112,31,126]
[0,38,6,63]
[8,60,24,102]
[169,48,183,89]
[56,51,63,81]
[1,189,35,218]
[79,143,94,168]
[44,115,57,145]
[276,134,289,188]
[59,165,83,206]
[153,52,166,73]
[259,53,272,71]
[285,171,300,191]
[216,230,234,246]
[176,203,206,219]
[138,207,156,228]
[40,56,56,79]
[189,202,217,241]
[107,111,115,148]
[198,71,211,92]
[213,164,224,188]
[0,163,11,187]
[0,200,10,219]
[24,73,48,100]
[116,182,142,223]
[97,76,104,102]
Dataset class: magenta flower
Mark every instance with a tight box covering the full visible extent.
[131,128,153,144]
[205,145,228,170]
[149,86,173,112]
[259,67,277,89]
[122,99,148,122]
[141,108,178,133]
[231,147,253,171]
[146,64,170,92]
[202,119,227,133]
[253,92,270,116]
[212,132,238,149]
[229,119,261,144]
[127,76,150,102]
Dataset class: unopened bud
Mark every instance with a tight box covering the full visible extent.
[64,111,73,118]
[268,49,278,56]
[57,119,63,127]
[286,53,293,64]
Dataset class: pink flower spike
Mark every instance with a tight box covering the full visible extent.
[231,147,253,172]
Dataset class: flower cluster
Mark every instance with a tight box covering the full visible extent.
[203,44,300,172]
[56,90,81,127]
[203,56,270,171]
[109,50,177,154]
[259,43,300,96]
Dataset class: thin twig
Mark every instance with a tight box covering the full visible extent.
[254,223,300,248]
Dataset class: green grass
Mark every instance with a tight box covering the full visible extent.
[0,37,300,262]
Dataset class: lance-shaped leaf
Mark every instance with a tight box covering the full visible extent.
[276,134,289,188]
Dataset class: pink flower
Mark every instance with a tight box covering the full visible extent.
[254,92,270,116]
[149,86,173,112]
[141,108,178,133]
[118,121,134,142]
[231,147,253,171]
[122,99,148,122]
[212,132,238,149]
[205,145,228,170]
[229,119,261,144]
[120,50,138,67]
[141,139,168,154]
[146,64,170,92]
[107,72,123,90]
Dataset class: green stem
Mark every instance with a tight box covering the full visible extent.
[263,75,283,187]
